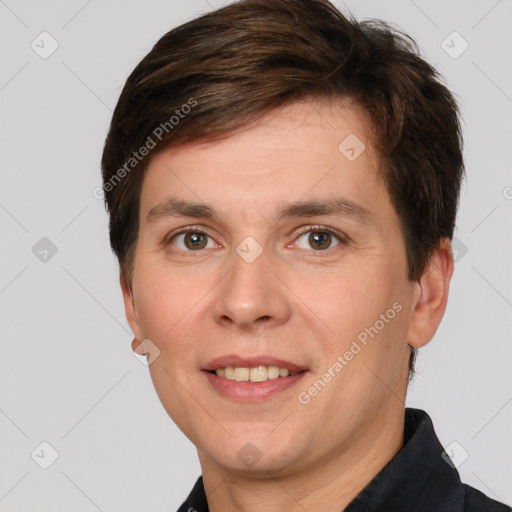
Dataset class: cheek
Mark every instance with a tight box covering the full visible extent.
[132,264,217,361]
[292,266,387,335]
[132,265,189,339]
[292,263,408,373]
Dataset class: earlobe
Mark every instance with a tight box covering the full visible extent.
[120,273,142,340]
[407,238,454,349]
[131,337,145,354]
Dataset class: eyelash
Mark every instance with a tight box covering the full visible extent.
[164,224,348,252]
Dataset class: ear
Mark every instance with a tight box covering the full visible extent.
[407,238,454,349]
[120,272,143,345]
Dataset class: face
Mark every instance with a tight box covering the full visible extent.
[122,98,423,476]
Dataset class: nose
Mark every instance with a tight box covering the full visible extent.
[211,246,292,331]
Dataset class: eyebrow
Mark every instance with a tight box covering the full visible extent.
[146,197,373,225]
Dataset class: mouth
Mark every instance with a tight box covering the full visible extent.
[201,355,309,401]
[201,356,309,401]
[202,369,308,401]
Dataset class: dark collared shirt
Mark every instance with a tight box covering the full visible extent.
[177,408,510,511]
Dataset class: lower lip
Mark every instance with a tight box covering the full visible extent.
[202,370,308,401]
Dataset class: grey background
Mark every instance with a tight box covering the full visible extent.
[0,0,511,510]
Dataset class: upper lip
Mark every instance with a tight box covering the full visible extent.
[202,355,308,373]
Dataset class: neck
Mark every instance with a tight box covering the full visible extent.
[199,406,405,512]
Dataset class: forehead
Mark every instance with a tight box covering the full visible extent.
[139,98,387,223]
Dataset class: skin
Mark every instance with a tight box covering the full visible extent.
[121,98,454,512]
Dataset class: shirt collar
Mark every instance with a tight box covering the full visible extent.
[344,407,463,511]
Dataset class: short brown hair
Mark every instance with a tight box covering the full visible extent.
[101,0,465,382]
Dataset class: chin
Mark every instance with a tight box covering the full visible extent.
[203,435,303,474]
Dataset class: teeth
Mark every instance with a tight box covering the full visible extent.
[214,365,300,382]
[234,367,249,381]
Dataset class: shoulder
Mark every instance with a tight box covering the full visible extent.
[463,483,511,512]
[176,476,209,512]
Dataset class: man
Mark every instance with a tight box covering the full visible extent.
[100,0,510,510]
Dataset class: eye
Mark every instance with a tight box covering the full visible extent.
[164,225,347,253]
[166,227,218,251]
[293,225,347,251]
